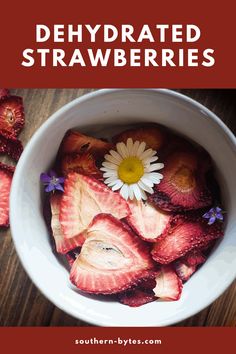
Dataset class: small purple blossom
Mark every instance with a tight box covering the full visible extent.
[203,206,224,225]
[40,170,65,193]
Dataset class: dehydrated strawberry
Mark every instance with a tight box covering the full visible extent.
[70,214,155,294]
[0,96,24,136]
[118,288,156,307]
[65,248,80,268]
[113,125,166,151]
[182,249,206,267]
[153,265,183,300]
[60,172,130,239]
[149,150,212,211]
[0,162,14,227]
[0,89,10,100]
[126,200,172,242]
[59,130,113,158]
[151,218,223,264]
[61,152,102,179]
[50,193,84,253]
[0,130,23,160]
[174,261,196,281]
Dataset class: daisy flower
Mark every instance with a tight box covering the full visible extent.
[101,138,164,200]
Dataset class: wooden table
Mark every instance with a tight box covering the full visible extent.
[0,89,235,326]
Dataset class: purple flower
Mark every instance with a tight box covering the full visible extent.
[40,170,65,193]
[203,206,224,225]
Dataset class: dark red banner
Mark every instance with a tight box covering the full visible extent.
[0,0,235,87]
[1,327,235,354]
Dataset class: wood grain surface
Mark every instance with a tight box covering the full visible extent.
[0,89,235,327]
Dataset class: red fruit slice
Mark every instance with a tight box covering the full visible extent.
[61,152,102,179]
[149,151,212,211]
[0,162,14,227]
[60,172,130,239]
[126,200,171,242]
[70,214,155,294]
[153,265,183,300]
[0,96,24,136]
[182,249,206,267]
[118,288,156,307]
[50,193,84,253]
[113,125,166,151]
[60,130,113,157]
[0,89,10,100]
[0,130,23,161]
[151,218,223,264]
[174,261,196,282]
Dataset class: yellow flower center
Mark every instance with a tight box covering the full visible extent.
[118,157,144,184]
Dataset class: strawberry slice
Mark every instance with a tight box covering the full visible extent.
[118,288,156,307]
[50,193,85,253]
[113,125,166,151]
[182,249,206,267]
[70,214,155,294]
[151,218,223,264]
[153,265,183,300]
[61,152,102,179]
[60,172,130,239]
[126,200,172,242]
[0,130,23,161]
[59,129,113,158]
[0,162,14,227]
[149,150,212,211]
[0,96,24,136]
[174,261,196,281]
[0,89,10,100]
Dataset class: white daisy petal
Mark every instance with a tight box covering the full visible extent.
[127,185,134,200]
[108,179,122,187]
[141,175,154,187]
[144,156,159,165]
[111,180,124,191]
[132,184,142,200]
[116,142,129,158]
[102,161,118,170]
[149,172,163,183]
[138,180,154,194]
[109,149,123,162]
[126,138,133,154]
[145,163,165,173]
[136,141,146,157]
[140,189,147,200]
[140,148,155,160]
[104,176,118,184]
[100,167,109,172]
[103,171,118,178]
[131,140,140,156]
[104,154,120,165]
[120,184,129,200]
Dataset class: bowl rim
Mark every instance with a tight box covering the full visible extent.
[10,88,236,326]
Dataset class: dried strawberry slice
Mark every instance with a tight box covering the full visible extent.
[61,152,102,179]
[126,200,172,242]
[50,193,85,253]
[0,162,14,227]
[151,218,223,264]
[149,151,212,211]
[60,130,113,158]
[0,89,10,100]
[153,265,183,300]
[70,214,155,294]
[60,172,130,239]
[0,130,23,161]
[0,96,24,136]
[113,125,166,151]
[65,249,80,268]
[174,261,196,281]
[182,249,206,267]
[118,288,156,307]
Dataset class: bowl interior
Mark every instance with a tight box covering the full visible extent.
[10,89,236,326]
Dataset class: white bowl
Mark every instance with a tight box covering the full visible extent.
[10,89,236,326]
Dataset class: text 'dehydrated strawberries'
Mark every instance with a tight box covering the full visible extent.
[41,123,225,307]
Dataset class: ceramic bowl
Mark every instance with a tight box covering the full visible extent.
[10,89,236,326]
